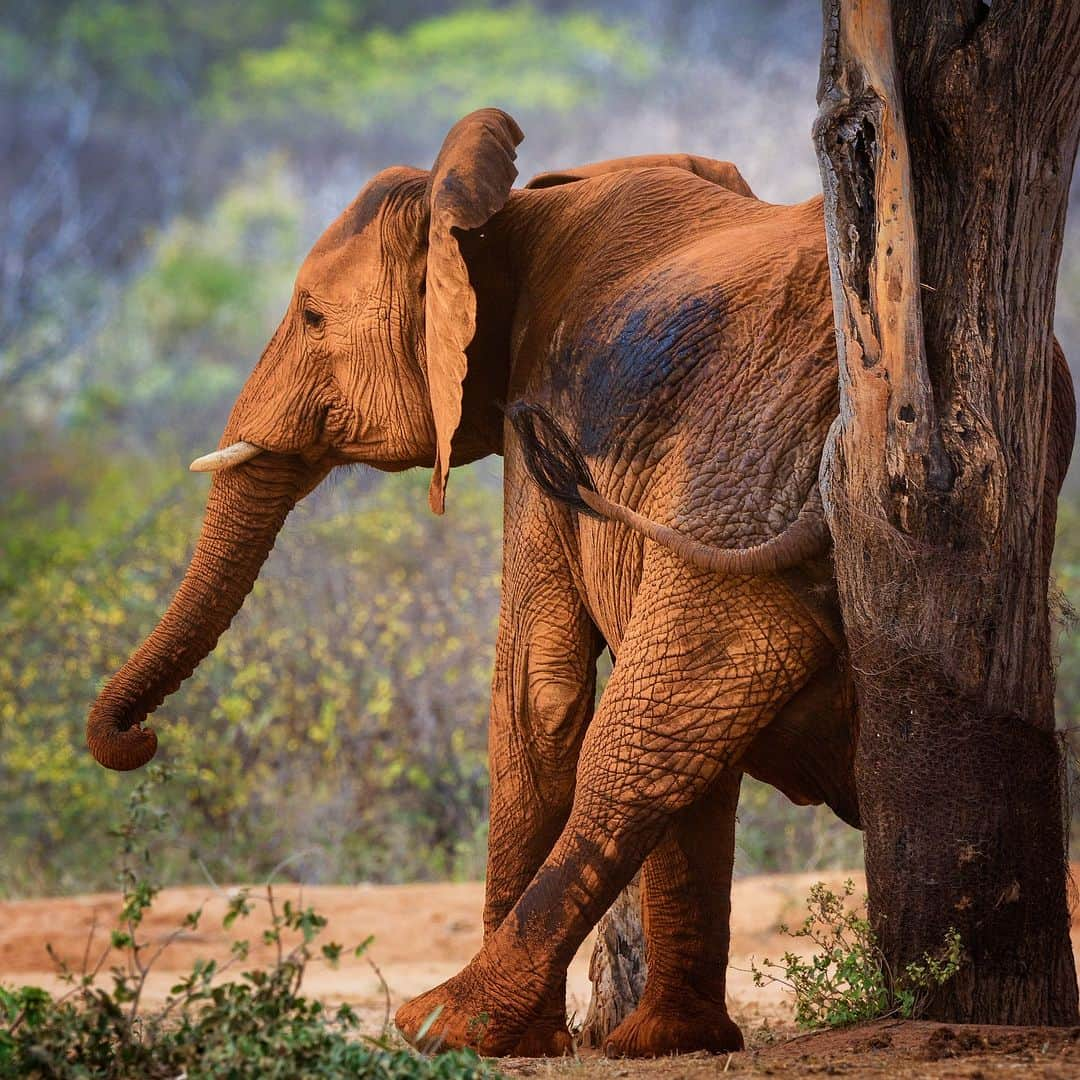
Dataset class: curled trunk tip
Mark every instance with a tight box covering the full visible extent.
[86,705,159,771]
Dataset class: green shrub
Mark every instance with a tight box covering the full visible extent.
[0,767,503,1079]
[751,879,962,1029]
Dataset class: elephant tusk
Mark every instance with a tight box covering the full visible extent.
[189,441,263,473]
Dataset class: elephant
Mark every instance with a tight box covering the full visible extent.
[85,108,1074,1057]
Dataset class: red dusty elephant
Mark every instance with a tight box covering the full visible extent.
[87,108,1074,1057]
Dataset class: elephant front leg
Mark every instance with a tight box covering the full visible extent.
[604,770,744,1057]
[398,506,602,1056]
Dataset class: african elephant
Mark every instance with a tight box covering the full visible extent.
[86,108,1073,1058]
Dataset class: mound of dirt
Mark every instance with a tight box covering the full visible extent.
[741,1019,1080,1077]
[500,1022,1080,1078]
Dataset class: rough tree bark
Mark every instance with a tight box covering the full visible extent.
[816,0,1080,1023]
[577,877,646,1048]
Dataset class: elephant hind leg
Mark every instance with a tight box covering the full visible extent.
[396,556,832,1055]
[605,769,744,1058]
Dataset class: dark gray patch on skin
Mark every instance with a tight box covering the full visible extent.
[549,277,728,457]
[435,167,473,214]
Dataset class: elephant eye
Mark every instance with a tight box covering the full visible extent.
[303,308,325,331]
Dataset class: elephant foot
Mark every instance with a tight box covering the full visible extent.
[395,960,535,1056]
[603,994,744,1058]
[510,1023,574,1057]
[507,988,574,1057]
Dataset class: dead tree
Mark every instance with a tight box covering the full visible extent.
[816,0,1080,1023]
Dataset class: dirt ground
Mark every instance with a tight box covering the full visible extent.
[2,870,1079,1078]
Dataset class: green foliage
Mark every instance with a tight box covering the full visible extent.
[1052,497,1080,852]
[735,778,864,875]
[5,0,373,106]
[0,768,503,1079]
[210,5,651,135]
[751,880,963,1029]
[70,162,301,433]
[6,2,651,129]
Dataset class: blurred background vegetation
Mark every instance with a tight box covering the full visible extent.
[1,0,1075,897]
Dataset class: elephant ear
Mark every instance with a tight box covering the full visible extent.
[425,108,523,514]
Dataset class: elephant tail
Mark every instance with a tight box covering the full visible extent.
[507,401,830,576]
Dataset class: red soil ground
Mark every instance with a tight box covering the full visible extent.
[2,870,1078,1077]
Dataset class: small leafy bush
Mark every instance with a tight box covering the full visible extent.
[751,879,962,1029]
[0,766,502,1079]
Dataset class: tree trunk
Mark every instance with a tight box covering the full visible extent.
[577,876,646,1048]
[815,0,1080,1024]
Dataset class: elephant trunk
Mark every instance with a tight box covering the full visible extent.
[87,453,312,770]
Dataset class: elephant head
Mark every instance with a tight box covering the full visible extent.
[87,108,523,770]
